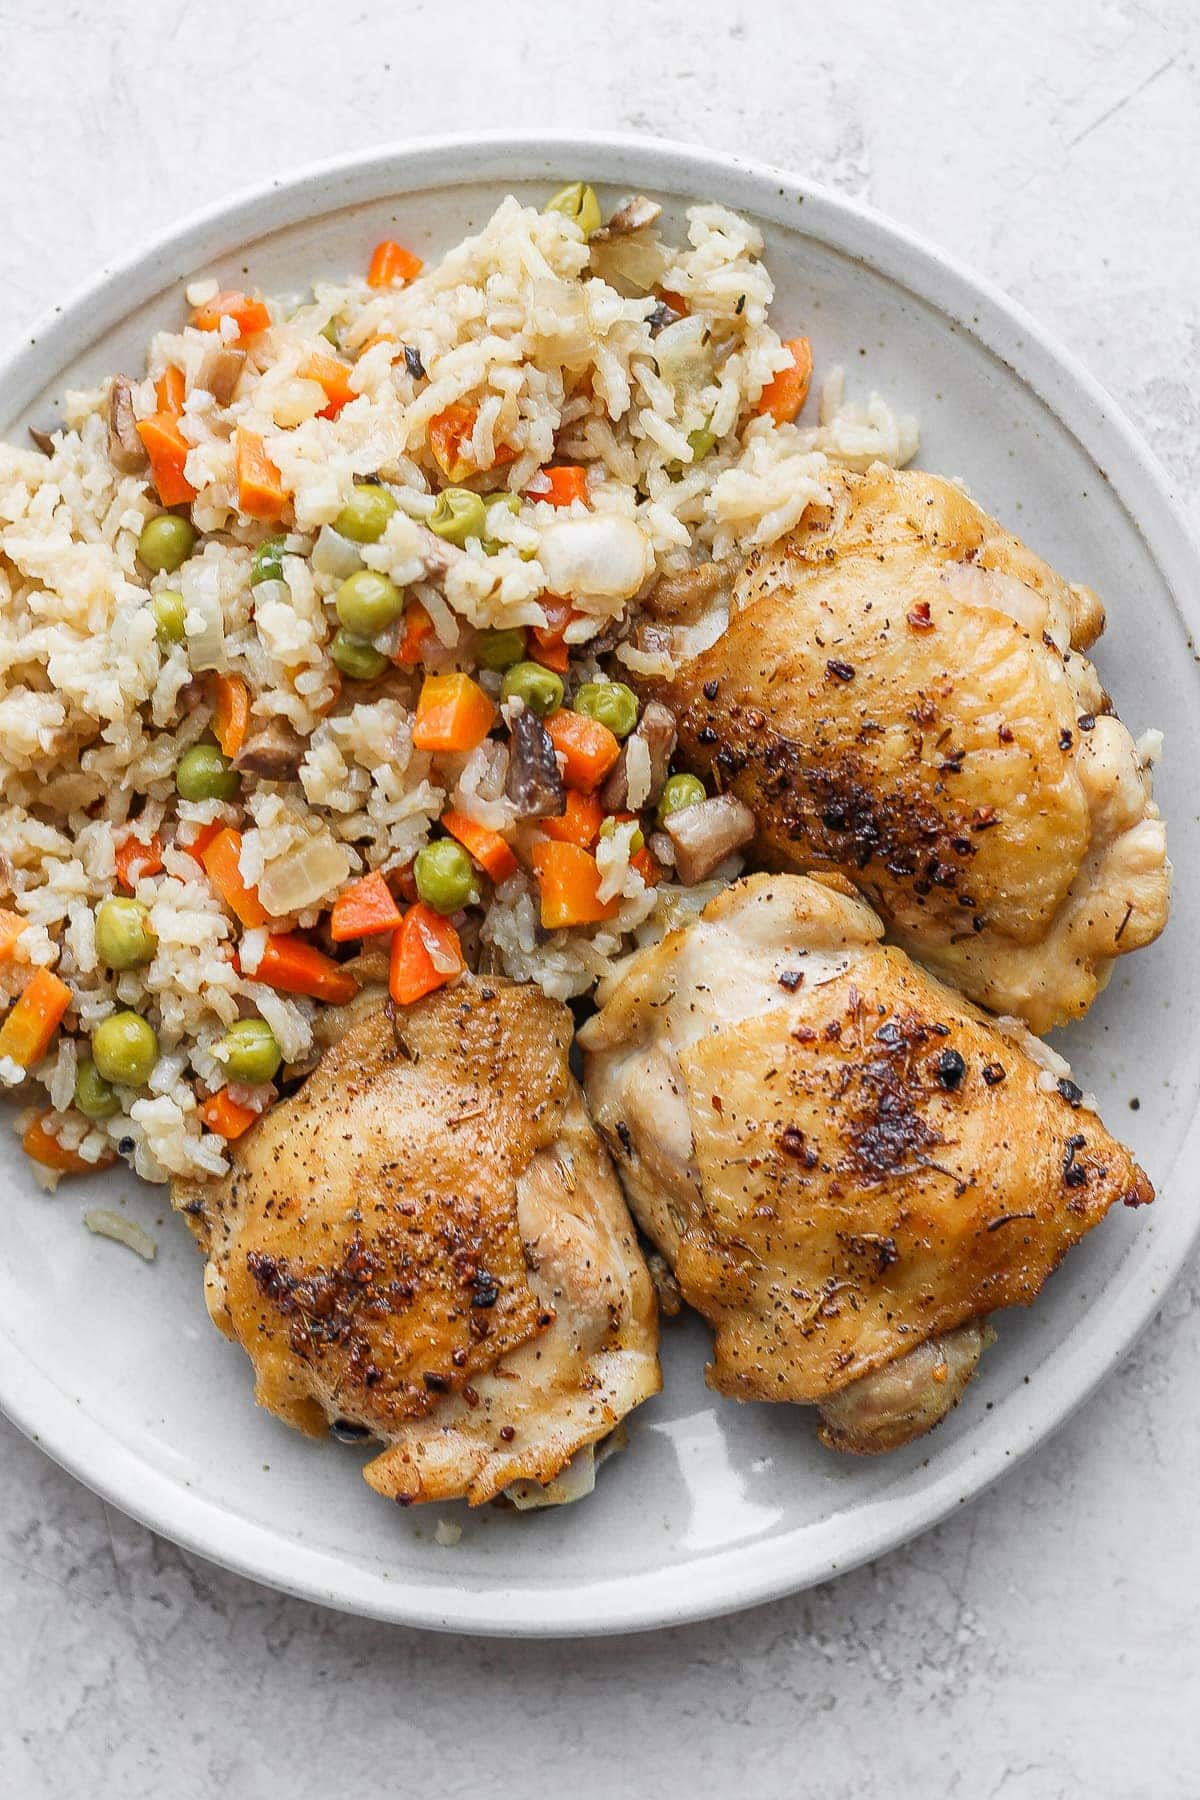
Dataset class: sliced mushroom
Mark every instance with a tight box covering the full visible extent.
[645,557,739,622]
[196,342,247,406]
[647,300,684,337]
[662,793,756,884]
[592,196,663,240]
[234,716,308,781]
[505,709,567,819]
[27,425,57,456]
[415,524,467,583]
[108,378,148,473]
[600,700,677,811]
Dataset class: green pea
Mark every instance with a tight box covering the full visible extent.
[480,493,522,556]
[92,1012,159,1088]
[330,629,388,681]
[599,816,645,853]
[176,742,240,802]
[475,627,527,672]
[250,535,288,586]
[670,425,717,478]
[74,1059,120,1121]
[428,488,487,546]
[573,681,639,740]
[668,423,718,480]
[151,588,186,648]
[500,660,564,718]
[138,514,196,574]
[334,569,405,637]
[657,772,707,824]
[215,1017,282,1084]
[334,486,397,544]
[544,182,603,238]
[483,491,522,518]
[95,897,157,971]
[414,839,476,915]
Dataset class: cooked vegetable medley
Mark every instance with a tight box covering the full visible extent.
[0,182,918,1185]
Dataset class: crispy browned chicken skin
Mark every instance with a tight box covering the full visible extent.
[643,465,1169,1032]
[174,977,660,1507]
[580,874,1152,1453]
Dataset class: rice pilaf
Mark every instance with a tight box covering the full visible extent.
[0,184,917,1186]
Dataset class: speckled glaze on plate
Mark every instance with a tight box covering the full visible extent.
[0,133,1196,1637]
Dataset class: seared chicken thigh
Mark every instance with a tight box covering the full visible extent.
[643,465,1169,1031]
[174,977,660,1507]
[580,874,1152,1452]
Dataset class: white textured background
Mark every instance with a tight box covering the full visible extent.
[1,2,1198,1794]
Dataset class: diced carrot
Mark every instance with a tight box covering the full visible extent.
[302,351,357,418]
[530,597,575,674]
[531,636,570,674]
[539,790,603,849]
[200,827,269,928]
[631,845,661,887]
[329,871,404,942]
[411,671,496,754]
[394,599,434,667]
[155,365,186,416]
[198,1089,258,1140]
[191,290,271,340]
[388,903,464,1006]
[756,335,813,425]
[0,909,27,965]
[250,933,359,1005]
[658,289,689,316]
[22,1112,114,1175]
[115,832,163,890]
[441,810,518,884]
[544,708,621,793]
[357,331,397,358]
[531,841,618,928]
[136,413,196,505]
[367,240,424,288]
[211,673,250,759]
[183,821,223,867]
[236,428,289,519]
[428,403,516,482]
[429,404,477,483]
[0,967,73,1068]
[525,465,589,508]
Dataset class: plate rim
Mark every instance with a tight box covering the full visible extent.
[1,128,1197,1637]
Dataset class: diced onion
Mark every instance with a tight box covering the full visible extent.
[312,524,364,579]
[182,559,226,671]
[506,1443,597,1510]
[653,314,712,400]
[246,577,290,609]
[83,1209,157,1262]
[257,832,352,916]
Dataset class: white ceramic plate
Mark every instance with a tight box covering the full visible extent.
[1,134,1196,1637]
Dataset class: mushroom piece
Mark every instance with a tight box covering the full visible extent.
[107,378,147,473]
[662,793,756,883]
[645,557,739,623]
[505,709,567,819]
[591,195,663,240]
[233,716,308,781]
[600,700,677,812]
[27,425,57,456]
[196,342,247,406]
